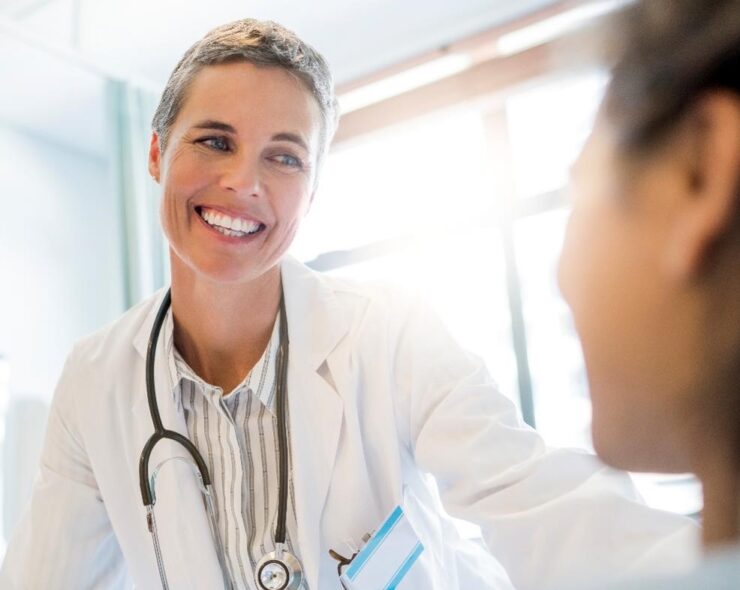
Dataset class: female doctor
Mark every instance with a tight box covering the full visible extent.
[2,18,698,590]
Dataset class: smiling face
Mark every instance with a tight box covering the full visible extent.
[149,61,322,285]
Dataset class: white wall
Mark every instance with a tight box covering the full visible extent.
[0,123,126,398]
[0,122,127,539]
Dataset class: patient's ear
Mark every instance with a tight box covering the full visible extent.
[148,132,162,183]
[665,92,740,280]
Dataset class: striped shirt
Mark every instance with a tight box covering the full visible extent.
[162,309,305,590]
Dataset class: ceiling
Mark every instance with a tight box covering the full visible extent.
[0,0,560,156]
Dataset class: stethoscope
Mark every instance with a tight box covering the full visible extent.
[138,288,304,590]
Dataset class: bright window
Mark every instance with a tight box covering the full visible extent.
[291,109,519,408]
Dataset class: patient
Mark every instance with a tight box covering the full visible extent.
[558,0,739,587]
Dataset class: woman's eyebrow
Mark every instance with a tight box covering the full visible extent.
[271,132,309,152]
[191,120,236,133]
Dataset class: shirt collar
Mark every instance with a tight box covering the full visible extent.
[164,309,281,414]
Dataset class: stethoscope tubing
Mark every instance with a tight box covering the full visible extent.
[138,286,292,543]
[138,289,213,507]
[273,292,290,544]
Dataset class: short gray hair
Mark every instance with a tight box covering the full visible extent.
[152,19,339,159]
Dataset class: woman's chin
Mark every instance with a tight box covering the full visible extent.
[179,253,273,286]
[591,428,646,471]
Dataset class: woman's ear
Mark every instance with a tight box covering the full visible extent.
[665,92,740,280]
[148,132,162,183]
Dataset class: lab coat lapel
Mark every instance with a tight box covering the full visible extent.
[281,258,348,590]
[131,290,226,589]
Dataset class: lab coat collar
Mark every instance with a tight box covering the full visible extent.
[130,256,351,589]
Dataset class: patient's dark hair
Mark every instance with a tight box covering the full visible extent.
[602,0,740,151]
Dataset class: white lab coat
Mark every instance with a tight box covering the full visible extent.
[1,257,698,590]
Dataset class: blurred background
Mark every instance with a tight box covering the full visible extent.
[0,0,701,556]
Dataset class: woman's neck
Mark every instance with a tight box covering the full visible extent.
[169,260,282,393]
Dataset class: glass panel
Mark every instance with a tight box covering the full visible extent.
[325,227,520,410]
[505,70,606,200]
[513,207,591,449]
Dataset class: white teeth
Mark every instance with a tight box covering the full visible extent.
[199,208,262,236]
[213,225,244,238]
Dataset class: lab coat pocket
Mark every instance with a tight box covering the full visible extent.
[338,504,424,590]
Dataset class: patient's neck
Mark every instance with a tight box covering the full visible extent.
[696,445,740,549]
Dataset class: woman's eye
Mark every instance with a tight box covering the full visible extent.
[273,154,302,168]
[199,137,230,151]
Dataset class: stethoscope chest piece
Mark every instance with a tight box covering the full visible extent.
[255,546,303,590]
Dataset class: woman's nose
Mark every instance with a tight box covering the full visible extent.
[219,154,262,196]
